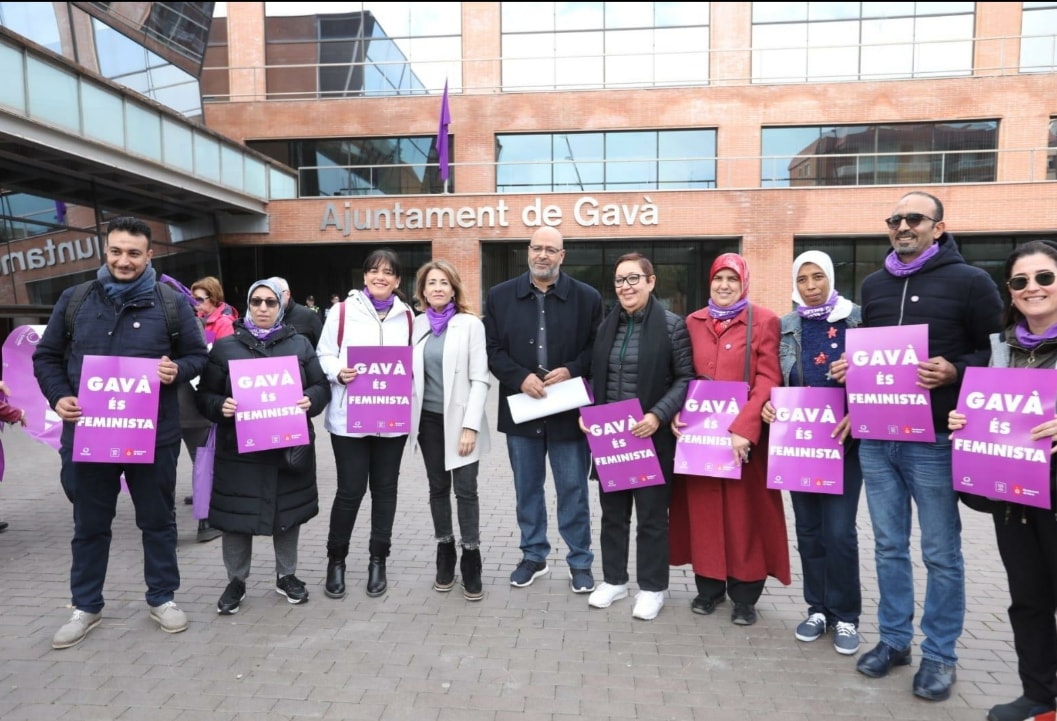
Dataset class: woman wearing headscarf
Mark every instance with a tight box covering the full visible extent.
[409,260,491,601]
[761,251,863,654]
[584,253,693,621]
[316,249,415,599]
[670,253,788,626]
[195,278,330,614]
[949,240,1057,721]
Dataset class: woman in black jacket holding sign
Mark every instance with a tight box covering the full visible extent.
[196,278,329,615]
[584,253,693,621]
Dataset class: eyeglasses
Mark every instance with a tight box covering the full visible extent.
[614,274,647,287]
[192,295,209,302]
[1007,271,1057,291]
[529,245,563,257]
[884,213,939,230]
[248,297,280,308]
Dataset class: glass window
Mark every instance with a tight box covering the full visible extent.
[502,2,710,90]
[0,40,26,113]
[81,83,125,148]
[221,146,244,190]
[162,117,195,173]
[762,121,998,187]
[0,2,62,53]
[194,133,221,182]
[126,103,162,161]
[27,57,78,132]
[1049,117,1057,181]
[1021,4,1057,72]
[496,129,717,192]
[245,156,268,198]
[752,2,974,82]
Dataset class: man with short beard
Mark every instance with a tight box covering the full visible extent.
[484,226,602,594]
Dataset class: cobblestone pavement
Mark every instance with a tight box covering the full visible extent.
[0,387,1018,721]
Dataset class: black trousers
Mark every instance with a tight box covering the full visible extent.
[597,479,671,592]
[327,434,407,556]
[993,505,1057,705]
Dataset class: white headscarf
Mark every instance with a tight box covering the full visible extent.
[791,250,854,322]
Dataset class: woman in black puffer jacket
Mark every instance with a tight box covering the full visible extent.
[584,252,693,622]
[196,278,330,615]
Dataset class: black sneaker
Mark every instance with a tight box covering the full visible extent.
[276,574,309,604]
[509,559,549,587]
[731,602,758,626]
[217,578,246,615]
[987,696,1056,721]
[568,567,595,593]
[183,495,194,506]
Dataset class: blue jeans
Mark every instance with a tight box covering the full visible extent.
[506,434,593,569]
[859,435,964,665]
[790,439,863,625]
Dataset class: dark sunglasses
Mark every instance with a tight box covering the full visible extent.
[192,295,209,302]
[884,213,939,230]
[248,297,280,308]
[1007,271,1057,291]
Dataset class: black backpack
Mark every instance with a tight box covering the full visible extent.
[63,280,185,353]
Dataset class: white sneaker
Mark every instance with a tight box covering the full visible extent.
[149,601,188,634]
[632,590,665,620]
[588,582,628,608]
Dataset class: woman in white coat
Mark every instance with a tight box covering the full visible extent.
[410,260,491,600]
[317,249,415,600]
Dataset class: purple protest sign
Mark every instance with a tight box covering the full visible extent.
[580,399,665,492]
[952,366,1055,510]
[73,355,160,463]
[845,324,935,442]
[230,356,309,454]
[767,386,846,494]
[2,325,62,451]
[346,346,412,434]
[673,379,748,480]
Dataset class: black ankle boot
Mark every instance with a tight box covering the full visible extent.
[325,545,348,599]
[366,556,387,597]
[434,541,457,592]
[461,547,483,601]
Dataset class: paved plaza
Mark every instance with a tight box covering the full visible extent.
[0,387,1021,721]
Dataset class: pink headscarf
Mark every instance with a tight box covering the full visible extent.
[710,253,750,300]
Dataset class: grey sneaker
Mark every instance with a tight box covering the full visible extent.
[795,612,828,642]
[52,609,102,649]
[833,621,861,655]
[149,601,189,634]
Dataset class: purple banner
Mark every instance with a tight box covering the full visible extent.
[346,346,412,434]
[2,325,61,450]
[952,367,1054,510]
[673,379,748,479]
[580,399,665,492]
[73,355,160,463]
[230,356,309,454]
[767,387,846,494]
[845,324,935,442]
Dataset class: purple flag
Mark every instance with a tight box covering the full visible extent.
[845,324,935,442]
[580,399,665,492]
[229,355,309,454]
[73,355,161,463]
[673,379,748,479]
[767,387,846,494]
[437,80,450,184]
[952,367,1055,510]
[2,325,61,451]
[346,346,412,433]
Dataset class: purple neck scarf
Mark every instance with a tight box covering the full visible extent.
[1015,320,1057,351]
[885,242,940,277]
[797,291,839,321]
[708,297,748,321]
[427,302,457,336]
[363,288,395,313]
[243,317,284,341]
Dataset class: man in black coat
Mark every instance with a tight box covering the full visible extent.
[271,276,323,348]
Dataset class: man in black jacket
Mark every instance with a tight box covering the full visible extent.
[33,217,209,649]
[272,277,323,348]
[484,226,603,593]
[832,191,1002,702]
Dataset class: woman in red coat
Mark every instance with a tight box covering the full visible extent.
[670,253,790,626]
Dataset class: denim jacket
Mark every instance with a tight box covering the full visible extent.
[778,304,862,387]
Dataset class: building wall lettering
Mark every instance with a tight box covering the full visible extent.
[0,235,103,277]
[320,196,660,236]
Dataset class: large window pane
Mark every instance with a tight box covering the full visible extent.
[81,83,125,148]
[27,58,78,131]
[1021,5,1057,72]
[0,40,26,113]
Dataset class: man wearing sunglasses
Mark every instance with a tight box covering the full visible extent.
[32,217,209,649]
[831,191,1002,701]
